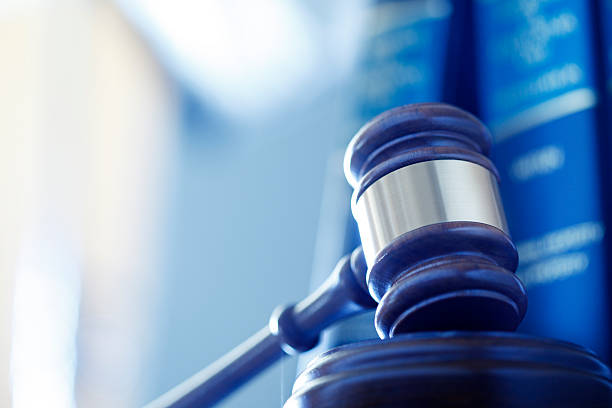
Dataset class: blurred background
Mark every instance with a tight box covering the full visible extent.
[2,0,612,407]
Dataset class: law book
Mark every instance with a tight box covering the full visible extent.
[473,0,610,360]
[298,1,457,372]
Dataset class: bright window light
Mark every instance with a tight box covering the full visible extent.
[118,0,319,119]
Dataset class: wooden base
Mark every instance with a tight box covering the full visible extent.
[286,332,612,407]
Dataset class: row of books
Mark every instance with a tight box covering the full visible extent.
[302,0,612,367]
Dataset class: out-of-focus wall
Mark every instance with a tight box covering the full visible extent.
[79,3,179,407]
[147,95,348,406]
[1,1,179,406]
[0,6,43,407]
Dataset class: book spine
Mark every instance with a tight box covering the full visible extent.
[354,0,453,118]
[474,0,609,360]
[307,0,455,357]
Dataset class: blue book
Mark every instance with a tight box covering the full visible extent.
[474,0,610,360]
[354,0,453,119]
[299,0,455,369]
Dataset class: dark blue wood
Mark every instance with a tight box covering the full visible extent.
[345,103,493,190]
[372,222,525,337]
[146,249,375,408]
[344,103,527,337]
[286,332,612,407]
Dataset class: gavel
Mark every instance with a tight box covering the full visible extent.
[147,103,612,408]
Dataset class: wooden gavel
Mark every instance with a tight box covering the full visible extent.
[146,103,611,408]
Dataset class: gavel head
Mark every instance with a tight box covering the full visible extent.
[344,103,527,338]
[284,104,611,408]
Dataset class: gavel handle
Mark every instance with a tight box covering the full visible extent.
[145,249,376,408]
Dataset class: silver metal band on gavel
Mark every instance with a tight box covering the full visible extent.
[352,159,509,266]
